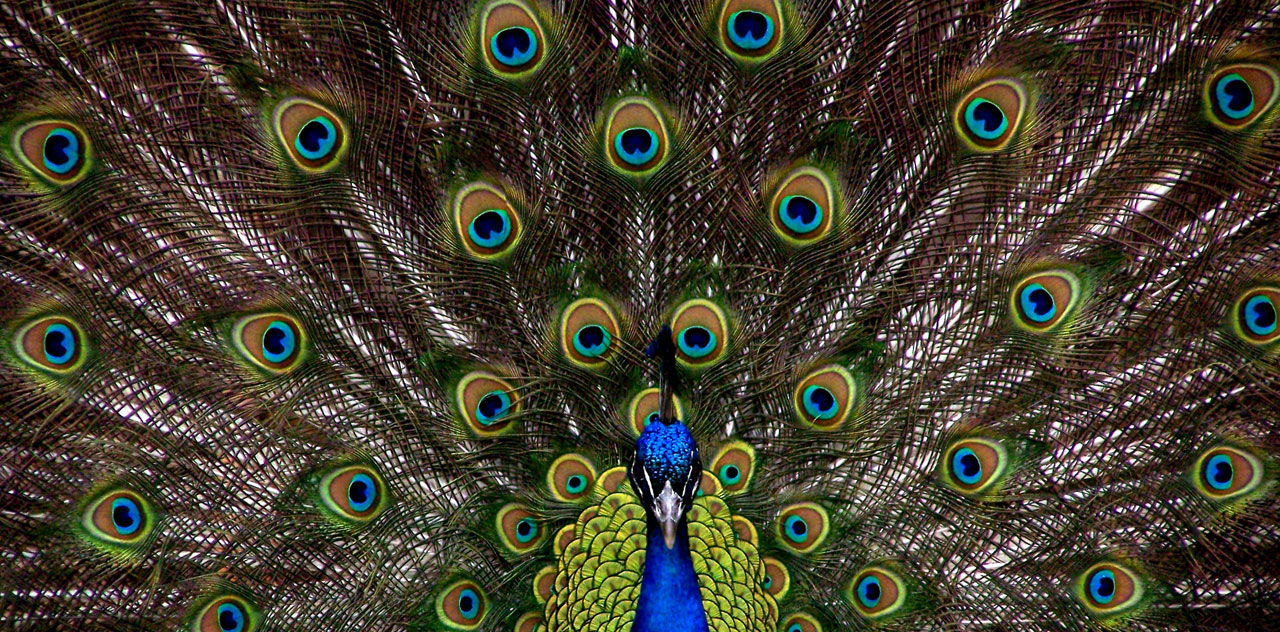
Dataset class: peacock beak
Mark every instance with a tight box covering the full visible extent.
[654,480,683,549]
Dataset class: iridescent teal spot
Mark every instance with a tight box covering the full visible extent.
[458,588,481,620]
[42,128,80,174]
[784,515,808,543]
[347,473,376,512]
[614,127,658,165]
[1088,569,1116,605]
[727,10,774,51]
[515,517,539,543]
[261,320,297,363]
[294,116,337,161]
[857,574,882,608]
[718,464,742,486]
[573,324,611,358]
[468,210,512,249]
[1019,283,1056,323]
[491,26,537,67]
[476,390,512,426]
[565,474,587,494]
[110,497,141,536]
[1205,454,1234,491]
[964,98,1007,140]
[802,385,837,420]
[677,325,716,359]
[42,323,75,365]
[779,195,822,234]
[217,602,246,632]
[1245,294,1277,336]
[1215,73,1254,120]
[951,447,982,485]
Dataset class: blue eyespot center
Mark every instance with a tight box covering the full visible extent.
[784,515,807,542]
[566,474,586,493]
[1216,74,1254,119]
[763,575,773,589]
[261,320,297,364]
[476,390,512,425]
[858,575,882,608]
[491,26,537,67]
[1088,569,1116,604]
[1244,295,1277,336]
[217,603,245,632]
[952,447,983,485]
[786,624,801,632]
[468,209,512,248]
[719,464,741,484]
[1020,283,1056,323]
[802,385,837,419]
[42,323,75,365]
[645,412,659,427]
[515,517,538,543]
[458,588,480,619]
[964,98,1008,140]
[110,497,141,535]
[727,10,775,51]
[294,116,337,161]
[780,195,823,234]
[677,325,716,359]
[42,128,80,174]
[614,127,658,166]
[1205,454,1234,491]
[347,473,376,512]
[573,324,611,357]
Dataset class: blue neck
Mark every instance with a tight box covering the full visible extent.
[632,518,709,632]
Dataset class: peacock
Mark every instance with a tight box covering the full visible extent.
[3,0,1280,630]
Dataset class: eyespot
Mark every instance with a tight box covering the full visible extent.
[546,453,597,502]
[559,298,621,368]
[13,316,88,375]
[1011,269,1081,334]
[452,181,523,261]
[731,514,758,544]
[717,0,784,63]
[318,464,389,525]
[954,78,1028,152]
[533,564,556,604]
[775,502,829,554]
[698,470,722,497]
[496,503,545,554]
[456,371,521,437]
[793,365,857,430]
[940,438,1008,495]
[192,596,258,632]
[230,313,306,375]
[710,441,755,494]
[671,299,729,368]
[81,488,154,551]
[779,613,822,632]
[1204,63,1278,131]
[597,465,629,494]
[847,566,907,620]
[768,166,837,246]
[479,0,547,79]
[436,579,488,630]
[271,97,348,172]
[628,388,686,436]
[1191,445,1265,502]
[12,120,91,185]
[1076,562,1144,618]
[1232,287,1280,348]
[763,557,791,600]
[603,97,671,177]
[514,612,544,632]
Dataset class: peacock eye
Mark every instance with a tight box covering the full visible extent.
[763,557,791,599]
[271,98,347,172]
[13,316,88,375]
[848,566,907,620]
[452,181,523,261]
[671,299,729,368]
[1232,287,1280,347]
[941,438,1008,495]
[436,579,488,629]
[1204,63,1278,130]
[603,97,671,177]
[954,78,1027,152]
[1011,269,1081,333]
[779,613,821,632]
[1192,446,1265,501]
[775,502,829,554]
[533,564,556,604]
[559,298,621,368]
[768,166,837,246]
[1076,562,1143,618]
[192,596,257,632]
[480,0,547,78]
[514,612,544,632]
[628,388,684,436]
[710,441,755,493]
[82,489,153,548]
[231,313,306,375]
[13,120,91,185]
[717,0,784,63]
[319,465,388,525]
[497,503,545,553]
[456,371,521,437]
[547,453,597,502]
[793,364,857,430]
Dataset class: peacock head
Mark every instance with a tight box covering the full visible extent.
[629,325,703,549]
